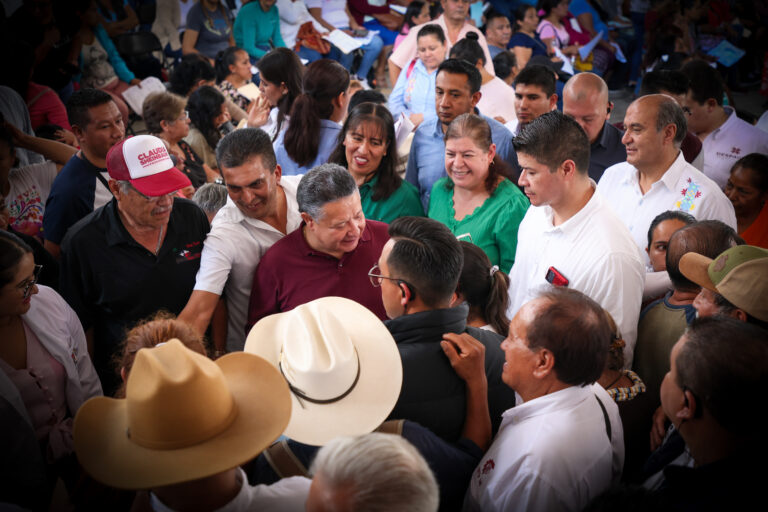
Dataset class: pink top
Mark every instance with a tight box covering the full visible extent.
[25,82,72,131]
[537,19,570,48]
[0,321,73,462]
[394,25,410,51]
[390,15,495,75]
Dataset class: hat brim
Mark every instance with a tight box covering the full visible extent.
[73,353,291,489]
[244,297,403,446]
[679,252,716,291]
[130,166,192,197]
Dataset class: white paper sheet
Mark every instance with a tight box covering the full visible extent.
[323,29,363,54]
[395,112,414,148]
[553,47,575,76]
[610,42,627,63]
[121,77,166,116]
[237,83,262,101]
[578,30,604,61]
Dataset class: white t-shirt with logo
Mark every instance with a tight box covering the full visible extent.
[701,106,768,189]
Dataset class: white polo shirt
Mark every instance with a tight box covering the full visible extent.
[507,187,644,366]
[193,175,302,352]
[465,385,624,512]
[597,151,737,264]
[700,106,768,189]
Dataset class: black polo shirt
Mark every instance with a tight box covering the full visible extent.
[60,197,209,394]
[589,121,627,182]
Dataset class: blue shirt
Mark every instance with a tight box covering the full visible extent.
[186,3,232,59]
[569,0,610,41]
[43,153,113,245]
[388,59,437,124]
[405,114,517,209]
[274,119,342,176]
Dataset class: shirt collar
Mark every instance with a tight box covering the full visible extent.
[359,172,380,192]
[708,106,736,141]
[540,180,600,234]
[503,385,589,423]
[593,121,612,149]
[659,151,687,192]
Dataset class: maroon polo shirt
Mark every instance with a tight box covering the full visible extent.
[247,220,389,329]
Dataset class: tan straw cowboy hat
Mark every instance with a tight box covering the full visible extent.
[245,297,403,446]
[73,339,291,489]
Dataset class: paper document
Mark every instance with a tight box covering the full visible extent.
[578,30,604,61]
[708,40,746,67]
[610,42,627,63]
[237,83,262,101]
[324,29,363,54]
[553,47,575,75]
[395,112,414,149]
[390,4,406,15]
[121,77,165,116]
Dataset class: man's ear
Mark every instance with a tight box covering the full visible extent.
[560,159,578,179]
[449,291,462,308]
[731,308,748,322]
[531,347,555,379]
[300,212,313,227]
[677,388,697,421]
[471,91,482,108]
[108,179,122,198]
[549,94,558,111]
[72,125,84,144]
[399,281,412,304]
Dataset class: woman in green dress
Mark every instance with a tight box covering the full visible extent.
[428,114,529,273]
[329,102,424,224]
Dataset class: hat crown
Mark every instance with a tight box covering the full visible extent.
[281,302,359,401]
[126,339,236,450]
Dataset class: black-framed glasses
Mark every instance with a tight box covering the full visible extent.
[17,265,42,299]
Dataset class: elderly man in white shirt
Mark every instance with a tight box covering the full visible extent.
[465,287,623,512]
[178,128,302,353]
[597,95,737,298]
[508,111,644,367]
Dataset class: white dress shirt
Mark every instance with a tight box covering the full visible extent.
[597,151,737,264]
[508,186,644,366]
[193,175,302,351]
[700,106,768,189]
[465,385,624,512]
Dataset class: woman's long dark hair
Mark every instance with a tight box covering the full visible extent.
[0,231,32,289]
[328,102,401,202]
[187,85,226,151]
[457,241,510,335]
[399,1,425,33]
[283,59,349,167]
[256,47,304,142]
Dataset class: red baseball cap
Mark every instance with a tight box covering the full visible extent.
[107,135,191,197]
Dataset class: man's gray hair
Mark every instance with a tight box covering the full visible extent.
[310,433,439,512]
[215,127,277,171]
[116,180,133,194]
[656,97,687,148]
[297,163,358,219]
[192,183,228,214]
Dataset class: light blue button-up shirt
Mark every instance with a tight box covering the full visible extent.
[405,114,518,209]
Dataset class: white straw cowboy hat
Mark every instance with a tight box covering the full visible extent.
[245,297,403,446]
[73,339,291,489]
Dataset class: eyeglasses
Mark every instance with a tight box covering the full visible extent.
[367,264,416,292]
[17,265,43,299]
[127,182,176,203]
[174,110,190,122]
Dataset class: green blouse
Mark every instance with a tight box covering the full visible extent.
[360,173,425,224]
[428,178,529,274]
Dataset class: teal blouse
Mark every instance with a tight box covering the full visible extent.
[428,178,529,273]
[360,174,425,224]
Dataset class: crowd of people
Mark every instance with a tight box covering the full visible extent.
[1,0,768,511]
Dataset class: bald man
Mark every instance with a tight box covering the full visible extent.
[598,95,736,265]
[563,73,626,182]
